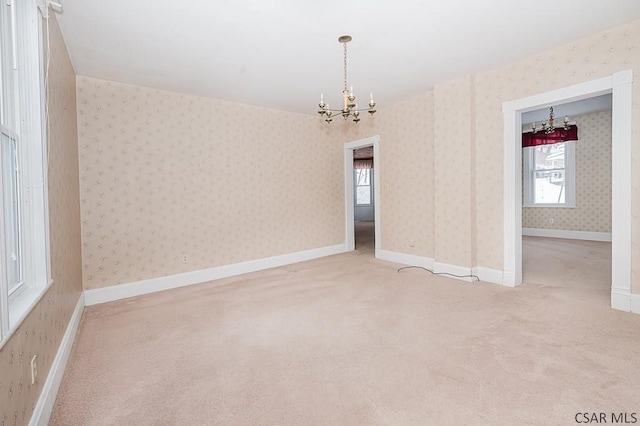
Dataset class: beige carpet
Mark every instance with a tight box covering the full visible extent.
[50,232,640,425]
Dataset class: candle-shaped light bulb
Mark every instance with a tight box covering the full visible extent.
[370,92,374,103]
[350,85,354,96]
[321,93,324,103]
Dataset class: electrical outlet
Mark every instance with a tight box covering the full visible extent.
[409,240,415,247]
[548,217,555,224]
[30,355,37,385]
[182,254,188,264]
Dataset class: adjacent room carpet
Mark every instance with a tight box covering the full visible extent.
[50,230,639,425]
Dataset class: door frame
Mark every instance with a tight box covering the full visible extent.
[502,70,633,312]
[344,135,381,252]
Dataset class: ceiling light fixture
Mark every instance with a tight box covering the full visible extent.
[532,107,570,134]
[317,35,376,124]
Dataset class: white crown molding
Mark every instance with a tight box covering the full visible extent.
[85,244,348,306]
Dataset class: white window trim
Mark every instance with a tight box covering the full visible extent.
[523,141,576,208]
[354,168,374,206]
[0,0,51,348]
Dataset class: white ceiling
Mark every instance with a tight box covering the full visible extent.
[56,1,640,115]
[522,94,612,126]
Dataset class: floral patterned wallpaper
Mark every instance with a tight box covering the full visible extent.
[375,92,435,257]
[434,76,475,266]
[474,19,640,283]
[78,18,640,296]
[336,19,640,286]
[323,91,435,259]
[0,13,83,425]
[523,110,612,232]
[76,77,343,289]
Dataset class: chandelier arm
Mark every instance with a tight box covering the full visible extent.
[320,106,376,113]
[320,106,346,112]
[351,106,376,112]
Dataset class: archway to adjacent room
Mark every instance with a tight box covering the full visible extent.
[344,135,381,255]
[503,70,632,312]
[520,97,612,306]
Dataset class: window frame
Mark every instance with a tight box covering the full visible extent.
[1,126,25,299]
[354,167,373,206]
[523,141,576,208]
[0,0,51,348]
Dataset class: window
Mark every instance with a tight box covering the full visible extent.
[1,0,50,347]
[354,168,372,205]
[523,141,575,207]
[2,130,23,297]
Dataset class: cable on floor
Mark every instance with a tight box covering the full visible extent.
[397,265,480,282]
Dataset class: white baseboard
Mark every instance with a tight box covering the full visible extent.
[471,266,505,286]
[375,249,507,285]
[523,228,612,242]
[611,287,640,315]
[502,272,517,287]
[85,244,348,306]
[611,288,640,314]
[631,293,640,315]
[433,261,476,282]
[375,249,434,269]
[611,288,631,312]
[30,293,85,426]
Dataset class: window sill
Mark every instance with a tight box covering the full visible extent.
[0,279,54,349]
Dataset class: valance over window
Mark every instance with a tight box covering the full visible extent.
[522,125,578,148]
[354,159,373,169]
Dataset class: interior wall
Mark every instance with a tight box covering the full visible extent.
[76,19,640,296]
[474,19,640,294]
[434,76,475,267]
[333,19,639,294]
[332,91,435,257]
[377,92,435,256]
[0,13,83,424]
[523,110,612,232]
[76,77,342,290]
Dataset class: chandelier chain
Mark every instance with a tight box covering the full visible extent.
[343,42,348,92]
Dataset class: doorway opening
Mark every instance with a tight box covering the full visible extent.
[344,135,381,256]
[353,146,375,252]
[521,97,613,305]
[503,70,632,312]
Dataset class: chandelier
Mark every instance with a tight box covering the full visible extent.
[317,35,376,123]
[531,107,570,134]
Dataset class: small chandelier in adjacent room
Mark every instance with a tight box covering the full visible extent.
[531,107,571,134]
[317,35,376,123]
